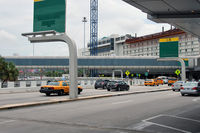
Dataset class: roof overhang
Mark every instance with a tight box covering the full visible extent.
[123,0,200,38]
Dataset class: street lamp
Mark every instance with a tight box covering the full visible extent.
[82,17,87,56]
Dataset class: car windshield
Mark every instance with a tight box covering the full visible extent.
[110,81,117,85]
[184,82,197,87]
[96,80,103,82]
[48,82,60,86]
[146,79,153,81]
[169,78,177,81]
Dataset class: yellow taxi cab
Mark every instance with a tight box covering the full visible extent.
[168,77,178,86]
[40,81,83,96]
[144,79,159,86]
[155,78,164,85]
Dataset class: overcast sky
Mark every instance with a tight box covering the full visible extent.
[0,0,170,56]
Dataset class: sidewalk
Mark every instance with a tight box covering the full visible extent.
[0,85,171,110]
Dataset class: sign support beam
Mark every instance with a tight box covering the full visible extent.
[157,57,186,81]
[22,31,78,99]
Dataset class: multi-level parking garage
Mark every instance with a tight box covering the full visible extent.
[4,56,200,79]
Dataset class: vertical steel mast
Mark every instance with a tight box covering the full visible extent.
[90,0,98,56]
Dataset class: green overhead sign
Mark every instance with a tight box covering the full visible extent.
[33,0,66,33]
[159,37,179,58]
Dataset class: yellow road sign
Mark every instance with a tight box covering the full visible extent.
[175,69,181,75]
[125,70,130,76]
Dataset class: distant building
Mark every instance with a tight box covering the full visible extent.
[125,29,200,57]
[83,34,132,56]
[82,29,200,57]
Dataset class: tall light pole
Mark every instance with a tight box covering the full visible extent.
[82,17,87,56]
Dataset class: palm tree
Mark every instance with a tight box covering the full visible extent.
[0,56,19,87]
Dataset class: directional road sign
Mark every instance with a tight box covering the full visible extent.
[159,37,179,58]
[34,0,66,33]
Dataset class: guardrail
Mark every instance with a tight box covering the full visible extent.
[0,78,145,89]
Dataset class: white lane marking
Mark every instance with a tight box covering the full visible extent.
[143,114,164,121]
[136,114,192,133]
[163,114,200,123]
[0,120,16,125]
[112,100,132,105]
[146,121,191,133]
[129,121,153,130]
[193,98,200,102]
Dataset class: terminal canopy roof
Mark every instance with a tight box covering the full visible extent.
[123,0,200,38]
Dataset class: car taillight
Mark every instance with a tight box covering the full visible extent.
[48,87,54,90]
[192,87,197,90]
[180,87,184,90]
[172,85,174,87]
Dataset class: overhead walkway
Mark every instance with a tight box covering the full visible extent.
[4,56,188,74]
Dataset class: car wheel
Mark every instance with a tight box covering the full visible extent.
[46,93,50,96]
[126,86,129,91]
[172,89,175,91]
[95,87,97,89]
[58,90,63,96]
[181,93,185,96]
[107,88,110,91]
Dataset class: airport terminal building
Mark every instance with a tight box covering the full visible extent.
[83,29,200,57]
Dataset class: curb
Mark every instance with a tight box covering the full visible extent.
[0,88,171,111]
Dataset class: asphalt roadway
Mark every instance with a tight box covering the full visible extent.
[0,88,199,133]
[0,85,169,108]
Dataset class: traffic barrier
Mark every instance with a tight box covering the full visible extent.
[20,81,26,88]
[31,81,37,87]
[7,82,14,88]
[0,78,146,90]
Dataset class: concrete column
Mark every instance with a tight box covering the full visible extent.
[112,70,115,79]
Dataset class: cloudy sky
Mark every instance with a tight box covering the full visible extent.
[0,0,170,56]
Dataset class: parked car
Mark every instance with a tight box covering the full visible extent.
[168,77,178,86]
[94,79,109,89]
[144,79,159,86]
[106,80,115,91]
[172,81,185,91]
[107,80,129,91]
[40,81,83,96]
[155,78,164,85]
[158,76,168,84]
[180,81,200,96]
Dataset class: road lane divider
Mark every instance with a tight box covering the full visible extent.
[0,88,171,111]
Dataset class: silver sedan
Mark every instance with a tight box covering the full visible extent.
[172,81,184,91]
[180,82,200,96]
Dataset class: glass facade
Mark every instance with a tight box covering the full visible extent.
[5,57,179,67]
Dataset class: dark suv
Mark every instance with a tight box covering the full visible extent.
[94,79,109,89]
[107,80,129,91]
